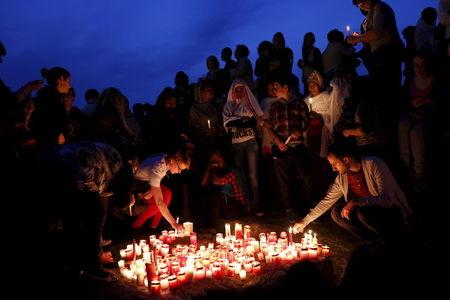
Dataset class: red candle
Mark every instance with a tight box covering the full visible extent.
[235,223,243,240]
[190,232,197,245]
[244,225,251,240]
[252,262,261,274]
[150,280,160,295]
[168,275,178,289]
[177,271,186,285]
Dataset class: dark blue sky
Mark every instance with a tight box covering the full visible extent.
[1,0,436,107]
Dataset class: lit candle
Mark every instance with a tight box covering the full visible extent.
[308,247,318,260]
[322,245,330,257]
[288,227,294,245]
[244,225,251,240]
[177,271,186,284]
[159,275,170,295]
[160,244,170,257]
[195,267,205,280]
[308,97,313,111]
[207,119,211,129]
[235,223,243,240]
[252,262,261,274]
[118,260,125,268]
[216,233,224,245]
[244,262,253,273]
[190,232,197,245]
[206,268,213,279]
[183,222,193,236]
[225,224,231,237]
[150,280,161,295]
[346,25,351,36]
[239,269,247,280]
[168,275,178,290]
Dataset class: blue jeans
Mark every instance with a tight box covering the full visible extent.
[231,139,259,209]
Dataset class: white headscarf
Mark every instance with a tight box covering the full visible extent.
[223,80,263,126]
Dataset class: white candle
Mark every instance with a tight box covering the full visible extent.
[239,269,247,280]
[183,222,193,236]
[346,25,351,36]
[207,119,211,129]
[225,224,231,237]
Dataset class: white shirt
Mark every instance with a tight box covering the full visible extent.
[134,154,168,187]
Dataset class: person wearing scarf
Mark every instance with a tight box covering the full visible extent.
[223,80,264,215]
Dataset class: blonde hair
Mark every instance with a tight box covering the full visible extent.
[167,151,191,168]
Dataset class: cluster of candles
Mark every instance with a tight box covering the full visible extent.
[117,222,330,295]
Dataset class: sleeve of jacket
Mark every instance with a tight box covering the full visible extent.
[303,177,344,224]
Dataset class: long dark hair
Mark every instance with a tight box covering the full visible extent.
[302,32,316,59]
[41,67,70,86]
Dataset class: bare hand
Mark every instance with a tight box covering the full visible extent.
[274,136,288,151]
[293,220,307,234]
[342,129,352,138]
[341,200,358,220]
[23,80,44,93]
[171,222,184,232]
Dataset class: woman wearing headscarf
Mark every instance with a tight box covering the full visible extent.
[223,80,264,215]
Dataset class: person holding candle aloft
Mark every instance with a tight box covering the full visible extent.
[293,142,412,244]
[130,150,188,232]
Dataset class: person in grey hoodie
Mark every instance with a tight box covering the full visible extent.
[293,142,411,244]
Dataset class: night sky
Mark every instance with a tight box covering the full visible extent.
[1,0,437,106]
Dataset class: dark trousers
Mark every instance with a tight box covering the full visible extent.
[331,202,404,243]
[201,187,246,229]
[272,144,314,213]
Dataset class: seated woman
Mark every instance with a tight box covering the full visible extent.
[199,150,249,233]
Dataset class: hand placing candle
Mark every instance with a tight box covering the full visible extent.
[293,220,307,234]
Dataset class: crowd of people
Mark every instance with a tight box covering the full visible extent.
[1,0,448,294]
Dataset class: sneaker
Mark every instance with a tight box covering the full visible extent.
[255,211,265,217]
[80,269,118,283]
[100,238,112,247]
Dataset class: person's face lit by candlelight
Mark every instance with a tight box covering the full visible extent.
[327,153,350,175]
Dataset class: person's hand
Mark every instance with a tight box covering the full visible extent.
[342,129,352,138]
[412,97,426,107]
[293,220,307,234]
[290,130,301,139]
[171,222,184,233]
[273,136,288,152]
[341,200,359,220]
[346,33,361,45]
[99,251,114,264]
[23,80,44,93]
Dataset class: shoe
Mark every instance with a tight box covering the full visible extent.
[100,238,112,247]
[255,211,265,217]
[80,269,118,283]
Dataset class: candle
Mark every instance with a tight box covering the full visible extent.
[160,275,170,295]
[244,225,251,240]
[346,25,351,36]
[136,270,145,285]
[235,223,243,240]
[195,267,205,280]
[244,262,253,273]
[117,260,125,268]
[150,280,161,295]
[288,227,294,245]
[225,224,231,237]
[322,245,330,257]
[160,244,170,257]
[239,269,247,280]
[206,268,213,279]
[183,222,193,236]
[168,275,178,289]
[308,97,312,111]
[252,262,261,274]
[216,233,224,245]
[308,247,318,260]
[177,271,186,284]
[259,233,267,243]
[207,119,211,129]
[190,232,197,245]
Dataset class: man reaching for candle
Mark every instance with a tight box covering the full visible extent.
[293,142,412,244]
